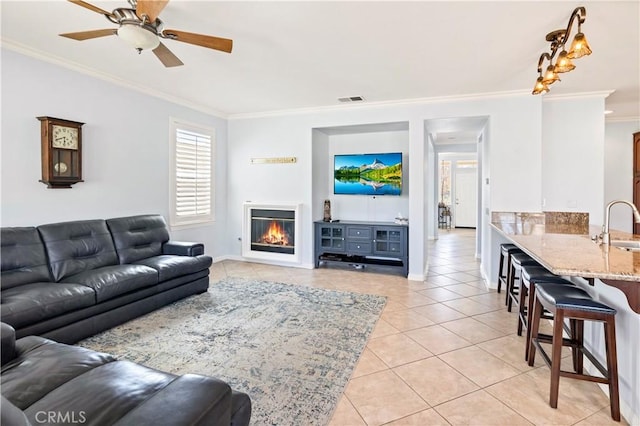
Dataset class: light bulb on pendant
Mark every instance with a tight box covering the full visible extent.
[532,77,550,95]
[568,32,592,59]
[553,50,576,73]
[542,65,560,85]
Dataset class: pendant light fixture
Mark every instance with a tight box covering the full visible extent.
[532,7,592,95]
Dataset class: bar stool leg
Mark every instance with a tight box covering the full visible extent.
[507,262,516,311]
[604,317,621,421]
[569,318,584,374]
[517,279,528,336]
[549,309,565,409]
[505,260,514,307]
[527,295,543,367]
[525,282,537,361]
[497,252,505,294]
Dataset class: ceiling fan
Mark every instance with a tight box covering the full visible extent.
[60,0,233,67]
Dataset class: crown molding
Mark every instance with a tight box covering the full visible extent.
[5,39,633,123]
[542,90,615,102]
[228,90,531,120]
[605,116,640,124]
[1,39,229,119]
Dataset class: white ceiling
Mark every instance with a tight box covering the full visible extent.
[1,0,639,124]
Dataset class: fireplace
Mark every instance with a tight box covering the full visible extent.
[250,209,295,254]
[243,203,300,263]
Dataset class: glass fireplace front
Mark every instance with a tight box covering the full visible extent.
[250,209,295,255]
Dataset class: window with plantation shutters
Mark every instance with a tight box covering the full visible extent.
[170,119,215,226]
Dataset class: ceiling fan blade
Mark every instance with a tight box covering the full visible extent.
[68,0,114,18]
[153,42,184,67]
[163,29,233,53]
[60,29,117,41]
[136,0,169,22]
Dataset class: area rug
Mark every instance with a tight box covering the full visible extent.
[79,277,386,425]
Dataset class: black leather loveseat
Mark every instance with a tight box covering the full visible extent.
[1,322,252,426]
[1,214,212,344]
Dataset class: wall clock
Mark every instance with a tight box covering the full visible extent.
[37,116,84,188]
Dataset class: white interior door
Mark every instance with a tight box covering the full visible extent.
[454,168,477,228]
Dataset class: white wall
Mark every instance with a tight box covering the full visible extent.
[0,49,229,258]
[228,95,543,277]
[311,129,330,222]
[542,95,606,224]
[326,129,409,222]
[604,120,640,232]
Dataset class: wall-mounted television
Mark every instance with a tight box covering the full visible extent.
[334,152,402,195]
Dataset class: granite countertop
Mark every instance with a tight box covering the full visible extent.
[491,212,640,282]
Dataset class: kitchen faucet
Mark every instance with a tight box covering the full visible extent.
[600,200,640,245]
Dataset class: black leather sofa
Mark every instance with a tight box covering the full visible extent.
[1,214,212,344]
[1,322,252,426]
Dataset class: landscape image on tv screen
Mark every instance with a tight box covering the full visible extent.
[334,152,402,195]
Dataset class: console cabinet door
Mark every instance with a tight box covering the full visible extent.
[373,226,405,257]
[318,224,345,252]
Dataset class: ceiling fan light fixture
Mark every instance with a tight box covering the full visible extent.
[117,23,160,51]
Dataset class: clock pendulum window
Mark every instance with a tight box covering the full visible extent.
[37,116,84,188]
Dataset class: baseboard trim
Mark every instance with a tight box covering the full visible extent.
[213,255,314,270]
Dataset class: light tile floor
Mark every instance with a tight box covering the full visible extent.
[211,229,626,426]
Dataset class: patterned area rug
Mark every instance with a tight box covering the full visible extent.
[79,277,386,425]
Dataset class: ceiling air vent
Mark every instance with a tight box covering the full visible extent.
[338,96,365,103]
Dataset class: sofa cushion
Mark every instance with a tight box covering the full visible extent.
[23,361,174,425]
[134,255,213,282]
[1,227,52,289]
[38,220,119,282]
[61,265,158,303]
[107,215,170,264]
[2,336,115,410]
[1,283,96,329]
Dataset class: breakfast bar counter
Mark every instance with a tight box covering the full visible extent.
[490,212,640,314]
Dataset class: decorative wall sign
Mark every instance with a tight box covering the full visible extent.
[250,157,297,164]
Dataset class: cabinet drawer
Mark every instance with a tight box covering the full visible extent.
[346,241,372,254]
[346,226,372,239]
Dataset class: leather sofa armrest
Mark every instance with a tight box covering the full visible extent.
[1,396,31,426]
[162,241,204,257]
[1,322,17,366]
[230,390,252,426]
[113,374,236,426]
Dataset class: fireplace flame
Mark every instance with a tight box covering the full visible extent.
[261,221,290,246]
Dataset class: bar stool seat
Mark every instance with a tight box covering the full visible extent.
[528,282,620,422]
[506,252,539,312]
[517,265,561,336]
[498,244,520,294]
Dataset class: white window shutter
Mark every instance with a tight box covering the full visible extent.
[170,120,215,226]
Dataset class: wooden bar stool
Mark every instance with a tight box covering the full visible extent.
[517,265,561,336]
[497,244,520,294]
[506,252,539,312]
[519,271,575,361]
[528,282,620,422]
